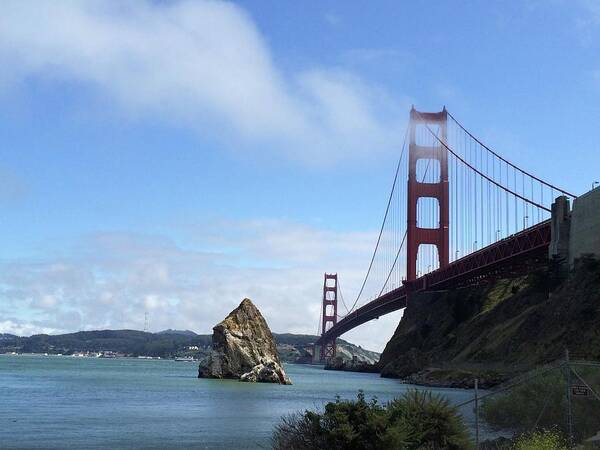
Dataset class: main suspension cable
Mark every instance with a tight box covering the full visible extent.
[447,111,576,198]
[337,278,350,316]
[376,123,439,296]
[378,230,407,297]
[346,126,409,313]
[415,111,553,212]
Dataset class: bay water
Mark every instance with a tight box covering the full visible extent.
[0,355,477,449]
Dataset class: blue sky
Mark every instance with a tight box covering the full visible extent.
[0,0,598,350]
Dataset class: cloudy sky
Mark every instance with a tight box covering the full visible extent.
[0,0,598,351]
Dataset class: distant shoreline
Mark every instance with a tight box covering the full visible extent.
[0,329,380,366]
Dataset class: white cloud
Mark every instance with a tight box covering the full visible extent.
[0,320,63,337]
[0,220,400,351]
[0,1,410,351]
[0,0,407,164]
[580,0,600,21]
[558,0,600,44]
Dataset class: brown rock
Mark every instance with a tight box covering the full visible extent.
[198,298,291,384]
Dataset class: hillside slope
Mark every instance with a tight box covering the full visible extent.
[378,258,600,387]
[0,330,379,364]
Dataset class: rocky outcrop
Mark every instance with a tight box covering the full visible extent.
[324,356,379,373]
[198,298,291,384]
[239,361,287,383]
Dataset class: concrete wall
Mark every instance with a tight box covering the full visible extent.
[569,188,600,266]
[549,196,571,262]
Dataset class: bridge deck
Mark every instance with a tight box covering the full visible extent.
[316,220,551,345]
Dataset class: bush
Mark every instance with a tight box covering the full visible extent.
[512,429,568,450]
[272,390,472,450]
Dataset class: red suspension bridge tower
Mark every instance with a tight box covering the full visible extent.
[406,107,449,280]
[314,105,577,347]
[318,273,338,362]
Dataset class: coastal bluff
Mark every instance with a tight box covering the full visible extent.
[378,258,600,387]
[198,298,291,385]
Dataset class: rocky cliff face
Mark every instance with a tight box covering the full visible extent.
[199,298,291,384]
[379,259,600,387]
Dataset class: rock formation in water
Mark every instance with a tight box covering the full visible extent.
[198,298,291,384]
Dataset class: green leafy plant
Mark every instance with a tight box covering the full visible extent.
[512,429,568,450]
[272,390,472,450]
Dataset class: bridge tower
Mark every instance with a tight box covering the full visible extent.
[319,273,338,361]
[406,107,449,281]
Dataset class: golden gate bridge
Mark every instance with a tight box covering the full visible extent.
[315,107,576,361]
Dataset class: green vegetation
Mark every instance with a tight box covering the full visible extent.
[511,430,568,450]
[3,329,211,358]
[380,257,600,385]
[481,366,600,444]
[480,276,528,314]
[272,390,472,450]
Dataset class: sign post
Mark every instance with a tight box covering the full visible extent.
[565,350,574,447]
[571,384,591,398]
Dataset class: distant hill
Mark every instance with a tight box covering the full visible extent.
[0,333,18,340]
[0,329,210,358]
[275,333,380,365]
[0,329,379,364]
[155,329,198,337]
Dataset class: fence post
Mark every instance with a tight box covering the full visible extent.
[474,378,479,450]
[565,349,574,447]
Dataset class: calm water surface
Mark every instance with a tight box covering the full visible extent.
[0,355,476,449]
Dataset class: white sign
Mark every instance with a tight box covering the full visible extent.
[572,385,591,397]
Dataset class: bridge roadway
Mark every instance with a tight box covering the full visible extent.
[316,220,552,345]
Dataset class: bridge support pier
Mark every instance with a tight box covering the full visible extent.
[550,189,600,267]
[549,195,571,264]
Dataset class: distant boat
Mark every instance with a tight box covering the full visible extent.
[174,356,195,362]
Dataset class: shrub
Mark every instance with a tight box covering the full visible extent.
[387,390,473,449]
[512,429,568,450]
[272,390,472,450]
